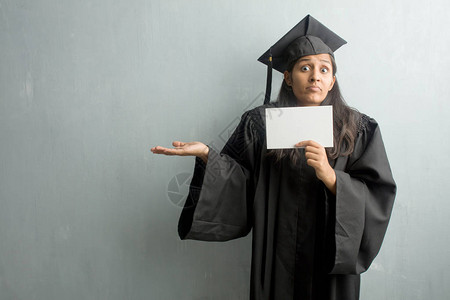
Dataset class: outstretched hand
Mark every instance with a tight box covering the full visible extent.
[295,140,336,195]
[151,141,209,163]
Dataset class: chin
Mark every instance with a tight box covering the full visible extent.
[297,99,324,106]
[295,93,326,106]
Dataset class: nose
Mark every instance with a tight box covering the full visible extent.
[309,68,320,82]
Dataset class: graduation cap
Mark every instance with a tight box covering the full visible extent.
[258,15,347,104]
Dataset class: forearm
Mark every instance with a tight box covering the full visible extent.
[321,168,337,195]
[197,145,210,164]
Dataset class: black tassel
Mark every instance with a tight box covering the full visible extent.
[264,49,273,104]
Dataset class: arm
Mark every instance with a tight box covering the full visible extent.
[177,110,262,241]
[297,118,396,274]
[295,140,336,195]
[326,119,396,274]
[151,141,210,163]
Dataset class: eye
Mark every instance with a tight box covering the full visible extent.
[301,66,310,71]
[321,67,329,73]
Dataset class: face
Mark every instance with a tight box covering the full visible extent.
[284,53,336,106]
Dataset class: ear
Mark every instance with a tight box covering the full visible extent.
[284,71,292,86]
[328,76,336,91]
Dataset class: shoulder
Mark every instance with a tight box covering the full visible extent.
[351,110,384,158]
[242,102,278,120]
[242,102,282,124]
[354,110,379,137]
[238,103,279,135]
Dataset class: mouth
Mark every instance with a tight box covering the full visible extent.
[306,86,321,92]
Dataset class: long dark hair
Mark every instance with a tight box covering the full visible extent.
[267,55,358,164]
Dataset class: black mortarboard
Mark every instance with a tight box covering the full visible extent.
[258,15,347,104]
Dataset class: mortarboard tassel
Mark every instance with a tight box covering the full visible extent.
[263,49,273,104]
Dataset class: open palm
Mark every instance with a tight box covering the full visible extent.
[151,141,209,162]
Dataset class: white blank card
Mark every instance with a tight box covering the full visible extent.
[265,106,333,149]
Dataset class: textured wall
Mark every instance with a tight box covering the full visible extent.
[1,0,449,299]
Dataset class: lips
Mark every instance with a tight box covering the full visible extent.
[306,86,321,92]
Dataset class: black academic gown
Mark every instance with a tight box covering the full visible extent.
[178,103,397,300]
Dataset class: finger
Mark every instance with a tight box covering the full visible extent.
[161,149,182,155]
[304,152,320,160]
[163,148,186,156]
[304,145,322,154]
[295,140,310,147]
[307,159,325,171]
[172,141,185,147]
[150,145,165,153]
[295,140,321,148]
[306,140,322,148]
[151,146,168,154]
[152,146,182,155]
[306,158,318,167]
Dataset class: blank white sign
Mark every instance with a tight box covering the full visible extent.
[265,106,334,149]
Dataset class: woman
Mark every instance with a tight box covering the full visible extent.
[151,15,396,300]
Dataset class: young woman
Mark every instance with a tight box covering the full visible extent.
[151,15,396,300]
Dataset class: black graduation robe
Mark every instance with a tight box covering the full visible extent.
[178,103,397,300]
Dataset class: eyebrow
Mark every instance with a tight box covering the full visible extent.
[298,58,332,66]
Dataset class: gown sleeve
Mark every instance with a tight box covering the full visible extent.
[327,116,397,274]
[178,110,262,241]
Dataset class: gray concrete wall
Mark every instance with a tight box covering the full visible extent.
[1,0,448,299]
